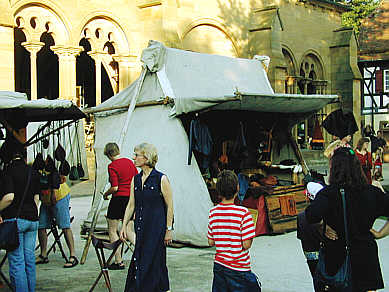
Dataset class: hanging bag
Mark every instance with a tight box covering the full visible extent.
[55,122,66,162]
[0,167,32,251]
[314,188,352,291]
[75,122,85,178]
[67,125,79,181]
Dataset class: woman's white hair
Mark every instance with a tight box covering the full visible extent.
[134,143,158,167]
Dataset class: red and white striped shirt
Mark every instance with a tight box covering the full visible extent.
[208,203,256,271]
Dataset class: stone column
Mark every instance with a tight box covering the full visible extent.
[51,46,83,103]
[22,42,44,100]
[112,54,138,92]
[88,52,107,105]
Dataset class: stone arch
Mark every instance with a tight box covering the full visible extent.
[77,15,130,102]
[281,45,297,76]
[281,45,298,94]
[181,18,239,57]
[77,13,130,54]
[299,50,326,80]
[13,2,70,44]
[298,50,328,145]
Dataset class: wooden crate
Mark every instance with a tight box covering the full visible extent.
[264,185,308,234]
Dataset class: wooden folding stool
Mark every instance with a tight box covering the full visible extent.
[89,235,122,292]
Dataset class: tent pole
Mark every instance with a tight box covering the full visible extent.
[24,121,51,146]
[81,68,148,264]
[82,97,173,115]
[117,67,147,148]
[288,131,309,175]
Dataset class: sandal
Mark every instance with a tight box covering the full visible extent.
[108,261,125,270]
[64,256,79,268]
[36,255,49,264]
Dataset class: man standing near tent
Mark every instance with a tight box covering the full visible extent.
[103,142,138,270]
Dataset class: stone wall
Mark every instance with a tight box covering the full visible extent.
[0,0,361,139]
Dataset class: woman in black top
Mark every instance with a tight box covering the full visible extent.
[305,147,389,292]
[0,153,41,292]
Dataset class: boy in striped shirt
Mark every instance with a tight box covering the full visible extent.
[208,170,261,292]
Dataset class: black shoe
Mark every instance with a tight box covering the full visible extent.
[108,262,125,270]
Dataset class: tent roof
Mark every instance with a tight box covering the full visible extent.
[214,93,337,113]
[0,91,86,122]
[92,41,337,117]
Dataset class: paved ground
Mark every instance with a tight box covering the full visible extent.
[0,163,388,291]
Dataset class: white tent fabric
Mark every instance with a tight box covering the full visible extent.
[85,41,337,246]
[0,91,73,109]
[91,106,211,245]
[26,121,89,180]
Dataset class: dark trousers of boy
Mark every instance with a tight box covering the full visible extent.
[212,263,261,292]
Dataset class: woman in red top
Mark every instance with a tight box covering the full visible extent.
[355,137,373,184]
[103,142,138,270]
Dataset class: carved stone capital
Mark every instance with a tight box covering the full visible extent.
[21,41,44,55]
[51,46,84,58]
[87,51,108,62]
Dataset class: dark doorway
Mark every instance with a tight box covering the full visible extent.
[101,64,114,102]
[14,28,30,98]
[77,38,96,107]
[37,32,59,99]
[102,41,116,102]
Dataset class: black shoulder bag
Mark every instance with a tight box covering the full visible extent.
[0,167,32,251]
[314,188,352,291]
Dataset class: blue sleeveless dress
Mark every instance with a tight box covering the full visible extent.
[124,168,170,292]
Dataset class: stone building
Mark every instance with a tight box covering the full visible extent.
[0,0,361,144]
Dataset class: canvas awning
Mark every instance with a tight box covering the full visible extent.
[0,91,86,122]
[213,93,337,113]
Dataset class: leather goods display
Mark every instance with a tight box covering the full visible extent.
[0,168,32,251]
[314,188,352,292]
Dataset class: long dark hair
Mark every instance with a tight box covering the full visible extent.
[329,147,368,187]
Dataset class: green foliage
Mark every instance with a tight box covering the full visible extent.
[341,0,380,35]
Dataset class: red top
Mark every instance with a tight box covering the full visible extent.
[355,151,372,184]
[208,203,255,271]
[108,158,138,197]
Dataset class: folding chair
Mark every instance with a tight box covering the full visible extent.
[0,252,13,291]
[35,212,75,262]
[89,235,122,292]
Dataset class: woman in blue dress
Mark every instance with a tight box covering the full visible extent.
[120,143,174,292]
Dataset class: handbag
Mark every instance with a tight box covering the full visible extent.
[0,167,32,251]
[314,188,352,292]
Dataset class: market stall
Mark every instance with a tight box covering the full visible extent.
[83,41,337,246]
[0,91,87,177]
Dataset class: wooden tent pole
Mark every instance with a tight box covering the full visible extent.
[288,131,309,175]
[117,68,147,148]
[80,197,104,264]
[82,97,173,115]
[81,68,147,264]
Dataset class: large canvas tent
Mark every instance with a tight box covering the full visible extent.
[84,41,336,246]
